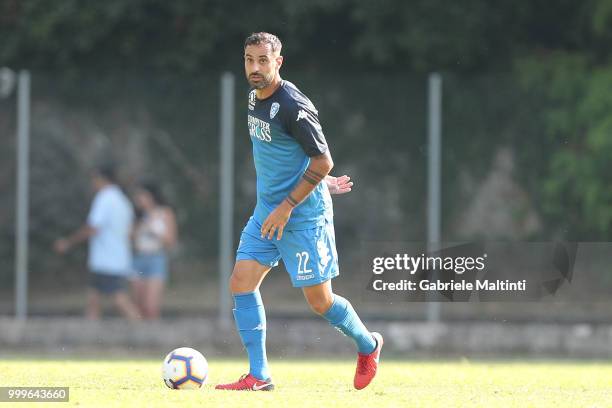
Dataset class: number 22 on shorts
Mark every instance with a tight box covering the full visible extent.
[296,251,312,274]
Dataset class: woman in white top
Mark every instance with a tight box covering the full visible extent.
[131,182,178,319]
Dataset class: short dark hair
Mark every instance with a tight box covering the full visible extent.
[138,180,166,206]
[93,164,117,183]
[244,32,282,53]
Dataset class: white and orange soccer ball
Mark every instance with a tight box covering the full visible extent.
[162,347,208,389]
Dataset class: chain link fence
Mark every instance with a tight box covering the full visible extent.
[0,70,610,321]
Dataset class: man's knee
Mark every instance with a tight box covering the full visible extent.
[229,261,269,294]
[307,296,334,315]
[229,271,251,293]
[303,281,334,315]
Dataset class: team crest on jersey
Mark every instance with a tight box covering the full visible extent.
[248,90,256,110]
[270,102,280,119]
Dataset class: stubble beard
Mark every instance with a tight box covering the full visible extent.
[248,72,274,90]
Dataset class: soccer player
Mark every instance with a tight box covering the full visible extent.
[215,32,383,392]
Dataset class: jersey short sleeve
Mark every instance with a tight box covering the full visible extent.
[87,192,108,229]
[286,99,329,157]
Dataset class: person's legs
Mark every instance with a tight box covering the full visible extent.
[85,289,101,320]
[216,260,274,391]
[230,260,271,380]
[282,221,383,390]
[131,255,148,315]
[142,278,165,319]
[281,221,376,353]
[113,291,142,321]
[89,272,141,320]
[134,254,168,320]
[130,278,147,316]
[102,274,141,321]
[86,272,107,319]
[303,280,376,354]
[216,218,280,391]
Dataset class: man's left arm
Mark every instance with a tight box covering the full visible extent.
[261,150,334,240]
[54,224,97,254]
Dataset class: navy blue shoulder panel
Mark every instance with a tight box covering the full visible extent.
[277,81,328,157]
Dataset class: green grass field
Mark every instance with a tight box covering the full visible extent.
[1,358,611,407]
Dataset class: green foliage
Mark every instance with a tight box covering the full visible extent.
[2,0,607,74]
[516,53,612,238]
[3,0,612,243]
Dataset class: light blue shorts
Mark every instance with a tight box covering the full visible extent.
[132,253,168,281]
[236,216,339,287]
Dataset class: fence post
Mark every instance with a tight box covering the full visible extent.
[426,72,442,323]
[15,70,31,321]
[219,72,235,328]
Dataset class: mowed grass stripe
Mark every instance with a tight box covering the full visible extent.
[0,359,610,407]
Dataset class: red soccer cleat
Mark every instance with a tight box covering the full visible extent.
[354,332,384,390]
[215,373,274,391]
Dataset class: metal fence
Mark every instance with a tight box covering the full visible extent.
[0,70,610,323]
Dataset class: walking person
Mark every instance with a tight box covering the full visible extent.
[131,182,178,319]
[55,165,140,320]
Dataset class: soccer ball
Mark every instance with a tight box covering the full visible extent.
[162,347,208,389]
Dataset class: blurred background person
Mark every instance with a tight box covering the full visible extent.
[131,181,178,320]
[54,165,140,321]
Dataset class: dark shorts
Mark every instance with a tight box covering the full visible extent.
[89,271,129,295]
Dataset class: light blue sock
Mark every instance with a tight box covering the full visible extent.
[233,290,270,380]
[323,294,376,354]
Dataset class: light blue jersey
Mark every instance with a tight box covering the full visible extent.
[248,80,333,230]
[87,185,134,275]
[239,80,339,287]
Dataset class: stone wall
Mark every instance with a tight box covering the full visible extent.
[1,317,610,359]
